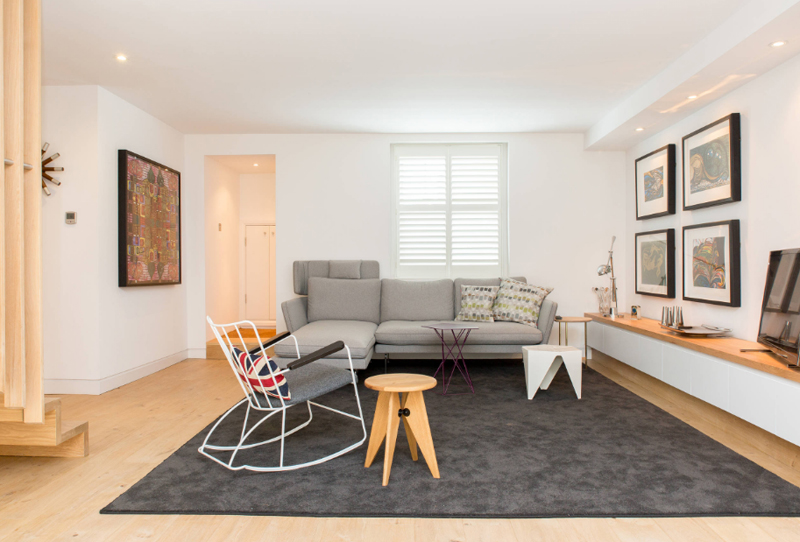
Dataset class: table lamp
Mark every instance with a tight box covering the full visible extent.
[597,235,622,318]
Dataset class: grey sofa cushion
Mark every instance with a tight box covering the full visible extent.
[380,279,454,322]
[453,276,526,316]
[274,320,377,359]
[329,260,361,279]
[251,363,356,407]
[293,260,380,294]
[375,320,542,345]
[307,277,381,324]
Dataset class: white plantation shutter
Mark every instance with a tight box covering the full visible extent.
[392,144,508,279]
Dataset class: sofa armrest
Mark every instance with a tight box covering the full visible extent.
[282,297,308,333]
[538,298,558,344]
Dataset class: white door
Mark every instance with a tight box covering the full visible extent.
[269,226,276,320]
[245,225,272,321]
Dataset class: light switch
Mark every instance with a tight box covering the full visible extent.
[65,212,77,224]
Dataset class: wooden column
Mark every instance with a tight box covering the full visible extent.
[22,0,41,423]
[3,0,25,409]
[0,0,6,396]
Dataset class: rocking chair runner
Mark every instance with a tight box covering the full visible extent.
[202,316,367,472]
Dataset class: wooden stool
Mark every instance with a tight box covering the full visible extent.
[364,374,439,486]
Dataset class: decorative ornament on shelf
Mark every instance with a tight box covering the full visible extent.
[41,142,63,196]
[596,235,622,318]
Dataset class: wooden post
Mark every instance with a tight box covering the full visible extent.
[23,0,42,423]
[0,0,6,396]
[3,0,25,409]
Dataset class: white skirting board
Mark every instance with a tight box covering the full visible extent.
[44,349,192,395]
[588,321,800,448]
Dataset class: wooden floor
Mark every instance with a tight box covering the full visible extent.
[2,355,800,541]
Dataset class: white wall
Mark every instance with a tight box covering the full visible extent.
[204,157,241,339]
[239,173,276,224]
[184,134,627,352]
[625,52,800,340]
[42,86,188,394]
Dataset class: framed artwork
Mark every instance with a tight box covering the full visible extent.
[118,150,181,287]
[635,229,675,298]
[635,144,675,220]
[682,113,741,210]
[682,220,740,307]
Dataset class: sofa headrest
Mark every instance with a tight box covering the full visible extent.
[293,260,380,295]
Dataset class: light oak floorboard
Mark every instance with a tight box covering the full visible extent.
[1,357,799,541]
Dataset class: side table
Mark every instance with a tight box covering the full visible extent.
[556,316,591,364]
[422,322,478,395]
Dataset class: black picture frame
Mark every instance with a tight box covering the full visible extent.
[682,113,741,211]
[635,229,675,298]
[118,150,182,287]
[635,144,675,220]
[682,220,741,307]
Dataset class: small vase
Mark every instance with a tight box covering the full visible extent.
[593,287,612,316]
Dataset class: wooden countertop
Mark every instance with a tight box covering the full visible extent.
[585,312,800,385]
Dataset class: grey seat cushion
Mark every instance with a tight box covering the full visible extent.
[251,363,356,407]
[274,320,377,359]
[375,320,542,345]
[307,277,381,324]
[380,279,454,322]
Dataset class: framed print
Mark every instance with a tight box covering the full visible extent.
[118,150,181,287]
[635,144,675,220]
[635,229,675,298]
[682,220,740,307]
[682,113,741,210]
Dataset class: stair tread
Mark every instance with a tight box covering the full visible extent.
[59,420,88,443]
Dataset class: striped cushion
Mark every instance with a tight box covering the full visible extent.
[231,347,291,401]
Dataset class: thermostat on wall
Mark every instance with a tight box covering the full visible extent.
[65,212,77,224]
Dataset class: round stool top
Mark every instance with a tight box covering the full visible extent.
[365,373,437,392]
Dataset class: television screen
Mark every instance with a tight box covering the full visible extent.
[758,249,800,366]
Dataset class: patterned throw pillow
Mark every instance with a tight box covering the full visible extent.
[492,278,553,328]
[455,285,499,322]
[231,347,291,401]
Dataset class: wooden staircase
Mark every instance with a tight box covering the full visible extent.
[0,393,88,457]
[0,0,88,458]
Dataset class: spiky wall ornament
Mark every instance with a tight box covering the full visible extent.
[41,142,63,196]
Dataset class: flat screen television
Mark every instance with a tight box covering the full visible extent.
[758,248,800,367]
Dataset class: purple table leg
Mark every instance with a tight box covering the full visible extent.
[432,328,475,395]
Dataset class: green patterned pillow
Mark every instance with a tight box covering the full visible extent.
[455,285,499,323]
[492,278,553,327]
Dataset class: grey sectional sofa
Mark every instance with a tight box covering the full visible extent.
[275,260,557,370]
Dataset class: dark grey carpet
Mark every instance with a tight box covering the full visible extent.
[102,360,800,518]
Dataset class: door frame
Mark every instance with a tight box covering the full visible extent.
[239,221,276,327]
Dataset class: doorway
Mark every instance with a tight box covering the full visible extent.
[204,154,277,341]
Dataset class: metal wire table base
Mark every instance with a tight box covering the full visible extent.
[431,328,475,395]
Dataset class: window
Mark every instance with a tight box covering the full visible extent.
[391,143,508,279]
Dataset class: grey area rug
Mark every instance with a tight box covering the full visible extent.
[102,360,800,518]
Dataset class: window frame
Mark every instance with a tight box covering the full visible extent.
[390,142,509,279]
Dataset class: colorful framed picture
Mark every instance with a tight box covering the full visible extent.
[635,144,675,220]
[682,220,740,307]
[635,229,675,298]
[682,113,741,210]
[118,150,181,287]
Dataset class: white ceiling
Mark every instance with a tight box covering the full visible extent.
[208,155,276,174]
[43,0,757,135]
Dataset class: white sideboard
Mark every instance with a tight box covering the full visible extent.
[587,316,800,448]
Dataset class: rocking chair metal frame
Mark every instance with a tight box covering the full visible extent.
[202,316,367,472]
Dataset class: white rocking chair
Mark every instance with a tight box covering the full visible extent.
[201,316,367,472]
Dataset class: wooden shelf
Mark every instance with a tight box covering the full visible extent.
[585,312,800,386]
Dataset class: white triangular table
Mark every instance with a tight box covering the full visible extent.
[522,345,582,400]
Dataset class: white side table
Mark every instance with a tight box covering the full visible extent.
[522,345,582,400]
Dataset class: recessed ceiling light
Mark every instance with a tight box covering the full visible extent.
[687,95,698,100]
[635,127,644,132]
[770,41,786,48]
[116,54,127,61]
[253,163,259,167]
